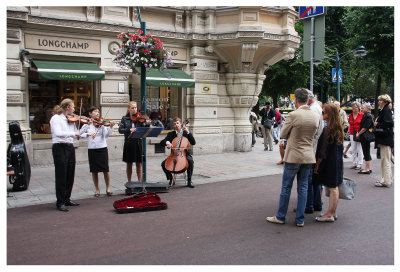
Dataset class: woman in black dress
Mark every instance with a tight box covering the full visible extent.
[314,103,344,222]
[118,101,151,183]
[356,103,374,174]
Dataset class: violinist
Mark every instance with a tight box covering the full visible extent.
[160,117,196,188]
[119,101,151,183]
[79,106,115,197]
[49,98,81,212]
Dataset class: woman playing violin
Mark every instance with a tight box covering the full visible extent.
[160,117,196,188]
[49,98,81,212]
[119,101,151,183]
[80,106,115,197]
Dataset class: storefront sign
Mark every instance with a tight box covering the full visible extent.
[194,59,218,71]
[202,85,211,93]
[25,34,101,54]
[165,47,187,61]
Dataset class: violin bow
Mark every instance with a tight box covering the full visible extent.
[77,98,83,139]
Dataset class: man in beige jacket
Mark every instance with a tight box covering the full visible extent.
[266,88,319,227]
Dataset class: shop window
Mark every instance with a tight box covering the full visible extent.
[29,78,92,138]
[145,86,180,130]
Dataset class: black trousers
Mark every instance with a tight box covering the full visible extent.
[360,137,372,161]
[161,155,194,181]
[52,143,76,206]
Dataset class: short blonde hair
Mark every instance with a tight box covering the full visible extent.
[352,101,361,111]
[378,94,392,104]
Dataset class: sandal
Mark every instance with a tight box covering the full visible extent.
[94,193,100,197]
[106,191,113,196]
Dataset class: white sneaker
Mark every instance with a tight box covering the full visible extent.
[266,216,285,224]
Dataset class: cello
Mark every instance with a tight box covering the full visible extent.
[164,119,190,173]
[7,121,31,191]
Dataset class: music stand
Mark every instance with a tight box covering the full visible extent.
[125,127,169,194]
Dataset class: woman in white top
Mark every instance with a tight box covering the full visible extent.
[50,98,81,212]
[80,106,115,197]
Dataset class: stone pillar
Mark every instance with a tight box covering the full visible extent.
[188,46,222,154]
[7,27,32,160]
[224,72,264,152]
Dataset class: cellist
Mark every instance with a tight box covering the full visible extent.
[160,117,196,188]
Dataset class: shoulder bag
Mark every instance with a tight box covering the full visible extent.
[325,177,356,200]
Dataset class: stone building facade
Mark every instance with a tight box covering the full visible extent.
[6,6,300,166]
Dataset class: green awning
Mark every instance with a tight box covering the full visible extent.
[135,68,195,88]
[32,60,105,81]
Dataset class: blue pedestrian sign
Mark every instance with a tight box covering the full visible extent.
[299,6,324,19]
[332,68,342,83]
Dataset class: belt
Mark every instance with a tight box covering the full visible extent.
[53,143,73,146]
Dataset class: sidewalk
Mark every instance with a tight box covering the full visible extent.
[6,138,356,208]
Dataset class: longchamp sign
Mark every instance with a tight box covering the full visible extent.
[25,34,101,54]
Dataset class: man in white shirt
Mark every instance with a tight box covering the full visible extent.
[50,99,81,212]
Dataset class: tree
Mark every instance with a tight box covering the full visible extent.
[343,6,394,115]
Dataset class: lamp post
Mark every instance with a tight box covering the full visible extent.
[329,46,367,103]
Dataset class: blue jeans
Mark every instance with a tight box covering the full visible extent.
[306,165,322,211]
[276,163,312,224]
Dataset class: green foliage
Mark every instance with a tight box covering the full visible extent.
[260,6,394,106]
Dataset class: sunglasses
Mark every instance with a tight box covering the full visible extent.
[322,111,326,114]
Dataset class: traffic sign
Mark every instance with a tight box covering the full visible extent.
[299,6,324,19]
[332,68,342,83]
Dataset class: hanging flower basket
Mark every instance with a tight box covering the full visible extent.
[113,30,173,71]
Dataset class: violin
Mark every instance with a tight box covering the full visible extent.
[93,117,114,127]
[131,112,151,123]
[66,113,91,124]
[164,119,190,173]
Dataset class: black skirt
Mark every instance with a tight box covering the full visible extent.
[123,138,144,163]
[88,147,109,173]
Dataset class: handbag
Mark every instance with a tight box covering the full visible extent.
[362,128,375,143]
[325,177,356,200]
[263,119,273,129]
[373,127,388,136]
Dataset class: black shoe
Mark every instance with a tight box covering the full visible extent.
[314,207,323,212]
[65,201,80,206]
[187,181,195,188]
[304,209,314,214]
[57,204,69,212]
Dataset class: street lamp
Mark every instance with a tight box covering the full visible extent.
[327,46,367,102]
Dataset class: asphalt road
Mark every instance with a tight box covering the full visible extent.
[7,162,393,265]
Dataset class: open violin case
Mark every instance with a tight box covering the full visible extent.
[113,192,167,213]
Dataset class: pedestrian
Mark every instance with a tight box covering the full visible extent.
[118,101,151,184]
[260,102,275,151]
[276,139,287,165]
[314,103,344,222]
[356,103,374,174]
[348,102,364,170]
[249,111,258,147]
[266,88,319,227]
[334,101,349,131]
[274,108,283,142]
[50,98,81,212]
[305,91,324,214]
[374,94,394,188]
[80,106,115,197]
